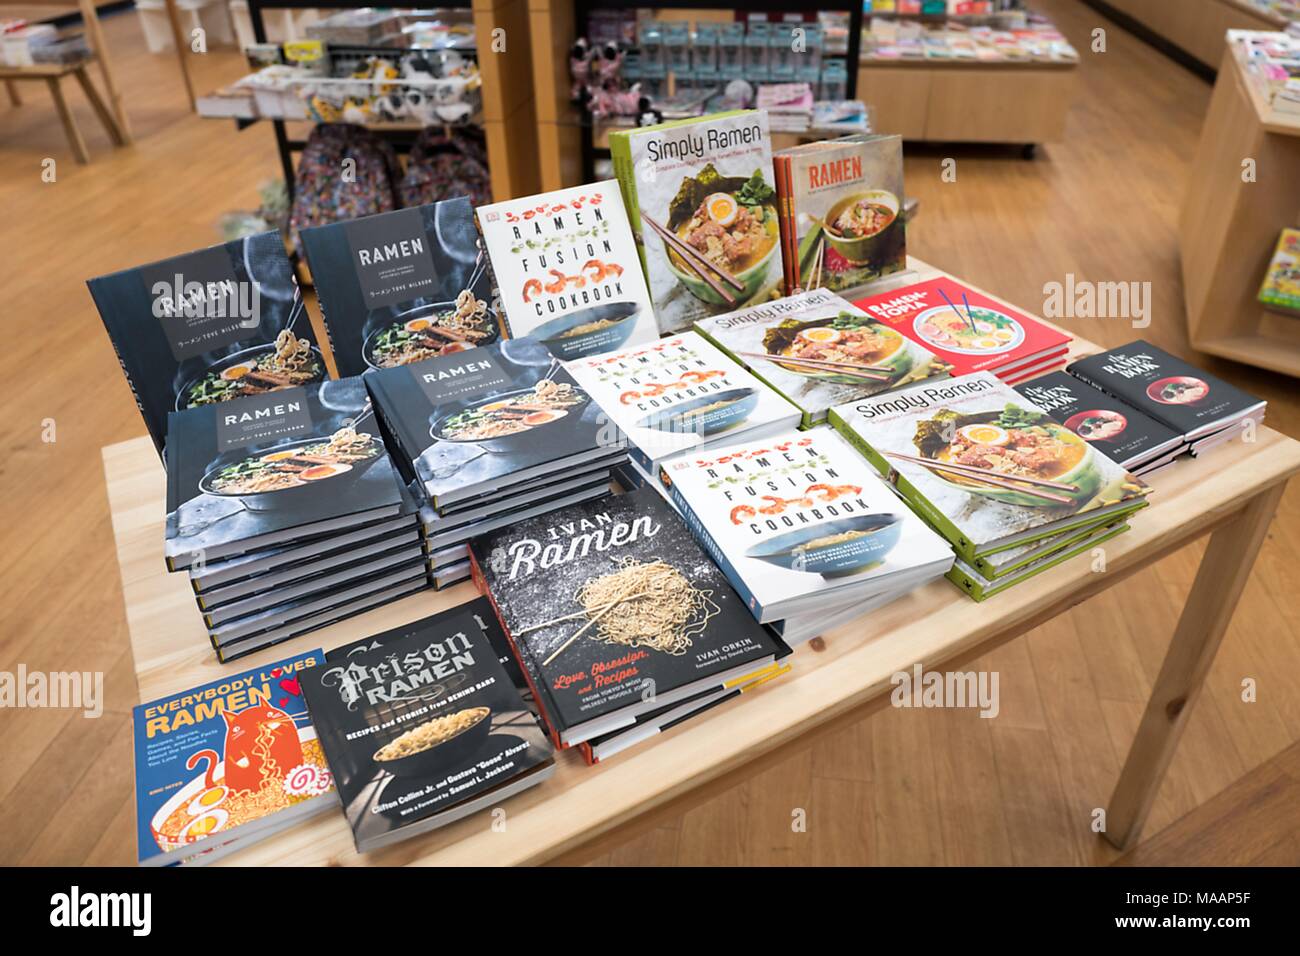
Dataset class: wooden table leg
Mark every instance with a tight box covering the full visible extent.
[45,77,90,164]
[1104,482,1286,849]
[78,0,132,143]
[5,79,19,107]
[73,66,126,146]
[163,0,197,112]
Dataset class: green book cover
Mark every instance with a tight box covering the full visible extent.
[948,522,1129,601]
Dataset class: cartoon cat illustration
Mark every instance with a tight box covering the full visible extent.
[220,704,304,793]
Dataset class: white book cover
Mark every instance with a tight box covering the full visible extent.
[563,331,801,473]
[663,426,952,623]
[476,180,658,359]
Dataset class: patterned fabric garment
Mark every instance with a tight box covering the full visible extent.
[289,123,402,257]
[398,126,492,209]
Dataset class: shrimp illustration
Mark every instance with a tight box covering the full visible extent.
[619,390,642,405]
[759,496,788,515]
[544,269,568,294]
[730,505,757,525]
[679,369,723,384]
[639,383,669,397]
[567,273,586,289]
[804,483,838,501]
[582,259,607,282]
[833,484,863,496]
[603,262,623,277]
[522,278,543,303]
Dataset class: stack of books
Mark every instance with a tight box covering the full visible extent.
[1067,341,1267,460]
[755,82,815,131]
[470,489,792,763]
[164,376,427,662]
[563,331,801,491]
[663,426,953,644]
[829,371,1151,602]
[365,339,628,581]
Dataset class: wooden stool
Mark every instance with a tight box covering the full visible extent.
[0,59,127,164]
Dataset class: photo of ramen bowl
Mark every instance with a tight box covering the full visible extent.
[176,340,326,410]
[916,409,1102,509]
[1063,409,1128,442]
[762,313,912,384]
[429,381,590,453]
[745,514,904,577]
[912,303,1025,356]
[372,706,492,778]
[635,387,760,436]
[362,297,499,370]
[198,432,382,512]
[531,302,642,361]
[819,189,903,265]
[1146,375,1209,406]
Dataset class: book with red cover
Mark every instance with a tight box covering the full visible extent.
[852,277,1071,380]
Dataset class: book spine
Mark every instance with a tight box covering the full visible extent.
[774,155,794,294]
[90,283,160,456]
[665,478,767,624]
[608,133,652,304]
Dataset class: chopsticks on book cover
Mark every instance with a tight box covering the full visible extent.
[885,451,1079,504]
[734,350,893,380]
[639,209,745,303]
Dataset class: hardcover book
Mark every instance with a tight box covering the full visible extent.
[852,276,1072,382]
[364,338,625,509]
[563,331,801,475]
[164,376,407,570]
[300,197,502,378]
[88,232,327,455]
[694,288,949,426]
[470,488,789,747]
[1017,371,1185,472]
[829,371,1151,563]
[475,181,659,356]
[774,133,907,295]
[609,109,785,334]
[1067,341,1267,443]
[948,521,1129,601]
[1258,227,1300,314]
[663,426,953,622]
[132,648,334,866]
[300,606,554,853]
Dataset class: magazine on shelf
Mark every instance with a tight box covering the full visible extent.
[364,338,625,509]
[163,376,407,570]
[132,648,334,866]
[1067,340,1267,444]
[828,371,1151,563]
[774,133,907,295]
[88,232,327,455]
[476,181,659,357]
[300,197,502,378]
[1258,227,1300,315]
[695,288,949,426]
[609,109,786,334]
[300,605,555,853]
[562,331,801,476]
[662,426,952,623]
[852,276,1072,380]
[469,489,790,748]
[948,521,1130,602]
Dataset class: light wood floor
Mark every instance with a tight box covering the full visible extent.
[1,0,1297,866]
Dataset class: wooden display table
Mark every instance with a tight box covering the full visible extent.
[1088,0,1287,72]
[104,259,1300,865]
[1180,42,1300,377]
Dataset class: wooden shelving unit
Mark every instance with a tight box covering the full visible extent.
[1086,0,1287,74]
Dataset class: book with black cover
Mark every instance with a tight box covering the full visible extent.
[1017,371,1185,471]
[164,376,406,570]
[469,489,789,747]
[1068,341,1266,443]
[365,337,625,509]
[300,197,503,378]
[88,232,327,455]
[300,604,555,853]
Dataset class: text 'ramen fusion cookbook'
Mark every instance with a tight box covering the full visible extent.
[829,371,1151,566]
[609,109,786,335]
[88,232,328,456]
[132,648,333,866]
[300,197,501,379]
[663,426,952,624]
[563,331,801,477]
[164,376,409,570]
[775,133,907,295]
[300,606,554,853]
[852,277,1072,383]
[476,181,659,357]
[695,288,949,426]
[469,489,790,754]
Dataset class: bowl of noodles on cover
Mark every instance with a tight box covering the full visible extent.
[176,330,325,410]
[818,189,903,265]
[530,302,643,361]
[761,311,913,385]
[634,387,760,436]
[429,378,590,453]
[744,514,904,577]
[372,706,492,777]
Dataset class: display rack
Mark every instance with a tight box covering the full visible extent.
[1085,0,1288,76]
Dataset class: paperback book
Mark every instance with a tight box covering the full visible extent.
[852,276,1072,382]
[829,371,1151,564]
[88,232,327,455]
[662,426,953,623]
[300,605,554,853]
[475,181,659,357]
[562,331,801,476]
[774,133,907,295]
[470,488,790,748]
[609,109,785,334]
[132,648,334,866]
[695,288,949,426]
[300,197,501,378]
[1258,227,1300,314]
